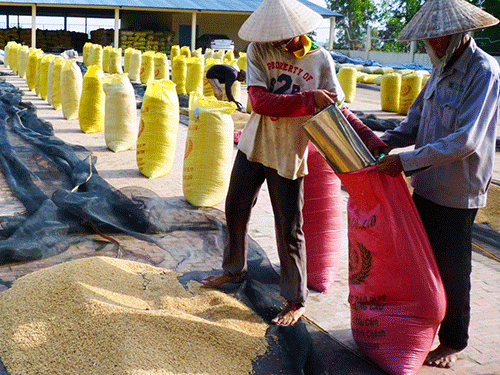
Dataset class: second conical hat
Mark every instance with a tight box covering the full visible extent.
[238,0,324,42]
[397,0,499,41]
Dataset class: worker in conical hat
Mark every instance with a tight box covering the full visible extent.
[376,0,500,368]
[202,0,386,326]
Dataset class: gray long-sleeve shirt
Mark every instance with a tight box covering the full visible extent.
[381,38,500,208]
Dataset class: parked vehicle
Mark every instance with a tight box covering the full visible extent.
[195,34,234,53]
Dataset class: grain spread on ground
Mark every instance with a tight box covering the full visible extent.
[0,256,268,375]
[477,183,500,232]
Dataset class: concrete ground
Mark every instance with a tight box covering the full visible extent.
[1,65,500,374]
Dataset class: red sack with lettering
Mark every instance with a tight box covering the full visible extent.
[302,142,342,293]
[337,166,446,375]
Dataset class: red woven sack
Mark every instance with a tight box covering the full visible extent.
[302,142,342,293]
[337,166,446,375]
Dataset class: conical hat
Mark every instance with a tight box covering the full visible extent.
[398,0,499,41]
[238,0,324,42]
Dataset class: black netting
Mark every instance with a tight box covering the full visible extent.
[0,77,386,375]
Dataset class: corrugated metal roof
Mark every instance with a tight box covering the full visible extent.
[0,0,342,17]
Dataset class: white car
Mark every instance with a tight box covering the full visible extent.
[210,39,234,51]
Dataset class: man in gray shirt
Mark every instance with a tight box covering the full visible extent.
[376,0,500,368]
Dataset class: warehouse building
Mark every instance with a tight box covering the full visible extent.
[0,0,342,54]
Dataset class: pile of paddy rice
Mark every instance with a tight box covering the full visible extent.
[0,256,268,374]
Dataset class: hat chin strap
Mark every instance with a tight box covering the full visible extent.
[425,33,466,75]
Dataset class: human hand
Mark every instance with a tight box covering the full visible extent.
[372,146,389,160]
[374,154,403,177]
[313,90,338,111]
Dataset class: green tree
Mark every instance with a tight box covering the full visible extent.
[327,0,499,54]
[373,0,424,52]
[326,0,377,49]
[373,0,499,54]
[472,0,500,55]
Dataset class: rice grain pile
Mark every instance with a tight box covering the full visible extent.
[0,256,268,374]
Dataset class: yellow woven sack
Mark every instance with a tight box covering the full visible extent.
[246,96,252,114]
[102,73,138,152]
[223,81,241,102]
[421,74,430,90]
[374,66,394,74]
[192,48,202,58]
[47,58,55,106]
[357,73,380,84]
[26,49,42,92]
[83,42,92,66]
[10,43,20,74]
[361,66,379,74]
[171,45,180,60]
[380,73,402,113]
[17,46,29,78]
[60,60,83,120]
[136,79,179,178]
[223,50,235,62]
[109,48,123,74]
[4,41,13,69]
[237,52,247,71]
[79,65,105,134]
[172,55,187,95]
[124,47,133,73]
[338,66,357,103]
[180,46,191,58]
[39,54,54,101]
[373,75,383,85]
[14,42,23,73]
[213,50,224,60]
[154,52,169,80]
[50,57,65,110]
[102,45,112,73]
[128,49,141,82]
[204,48,213,59]
[35,54,44,97]
[90,44,103,68]
[398,72,423,115]
[224,59,239,70]
[183,94,236,207]
[140,51,155,84]
[203,58,218,97]
[4,40,11,69]
[186,57,204,95]
[395,69,414,76]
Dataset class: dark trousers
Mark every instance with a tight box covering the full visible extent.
[413,193,478,351]
[223,150,308,304]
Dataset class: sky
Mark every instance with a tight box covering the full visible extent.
[308,0,333,45]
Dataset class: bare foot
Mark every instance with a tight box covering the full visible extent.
[271,301,305,326]
[425,345,463,368]
[201,273,244,287]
